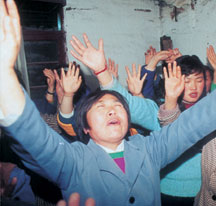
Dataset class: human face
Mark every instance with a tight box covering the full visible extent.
[183,72,205,103]
[205,70,212,93]
[84,94,129,150]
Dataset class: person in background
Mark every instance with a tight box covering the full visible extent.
[158,55,211,206]
[140,46,182,105]
[56,62,91,141]
[192,45,216,206]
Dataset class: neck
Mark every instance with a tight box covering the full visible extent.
[96,140,124,152]
[182,100,196,109]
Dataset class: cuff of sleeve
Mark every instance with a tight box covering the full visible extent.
[59,109,74,118]
[100,76,114,89]
[141,65,156,74]
[158,103,180,121]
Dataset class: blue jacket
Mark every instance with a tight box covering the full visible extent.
[3,90,216,206]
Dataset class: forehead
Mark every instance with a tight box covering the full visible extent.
[185,72,204,79]
[95,94,121,104]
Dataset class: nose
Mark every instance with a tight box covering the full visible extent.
[108,106,116,116]
[190,80,197,90]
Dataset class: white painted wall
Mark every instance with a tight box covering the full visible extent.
[64,0,216,90]
[64,0,161,90]
[160,0,216,64]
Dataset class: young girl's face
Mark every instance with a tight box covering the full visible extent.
[183,72,205,103]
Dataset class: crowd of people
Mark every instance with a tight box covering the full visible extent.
[0,1,216,206]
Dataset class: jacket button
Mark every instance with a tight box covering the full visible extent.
[129,196,135,204]
[212,195,216,201]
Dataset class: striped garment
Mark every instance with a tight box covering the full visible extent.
[109,151,125,173]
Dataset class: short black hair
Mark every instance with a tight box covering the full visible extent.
[176,55,205,77]
[75,89,131,144]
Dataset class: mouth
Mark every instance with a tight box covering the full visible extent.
[189,92,198,98]
[107,119,120,126]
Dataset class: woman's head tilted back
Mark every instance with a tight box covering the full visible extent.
[75,90,131,148]
[176,55,206,104]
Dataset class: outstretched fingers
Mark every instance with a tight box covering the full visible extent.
[163,65,169,80]
[176,65,182,79]
[7,0,21,41]
[83,33,94,49]
[70,37,85,56]
[125,66,132,79]
[132,63,137,77]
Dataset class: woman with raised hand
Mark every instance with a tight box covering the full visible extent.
[69,33,161,132]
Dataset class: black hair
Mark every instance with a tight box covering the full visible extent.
[75,89,131,144]
[175,55,206,77]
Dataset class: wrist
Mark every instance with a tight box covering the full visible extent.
[94,65,107,76]
[64,92,75,97]
[145,61,157,71]
[46,90,55,95]
[165,95,178,110]
[134,93,144,98]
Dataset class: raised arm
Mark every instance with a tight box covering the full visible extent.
[0,0,24,120]
[207,45,216,86]
[163,61,185,110]
[141,49,172,100]
[70,33,112,86]
[43,68,56,103]
[145,50,172,72]
[59,62,82,114]
[144,46,156,65]
[126,63,147,97]
[54,69,64,105]
[158,62,185,126]
[165,48,182,64]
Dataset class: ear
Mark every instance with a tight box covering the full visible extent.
[83,129,89,134]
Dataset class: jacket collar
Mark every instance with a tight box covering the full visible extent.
[87,137,146,185]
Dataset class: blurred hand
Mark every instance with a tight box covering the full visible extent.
[107,58,118,79]
[61,62,82,96]
[207,45,216,71]
[57,192,95,206]
[70,33,106,73]
[145,46,156,65]
[126,63,147,97]
[0,0,21,69]
[43,68,56,93]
